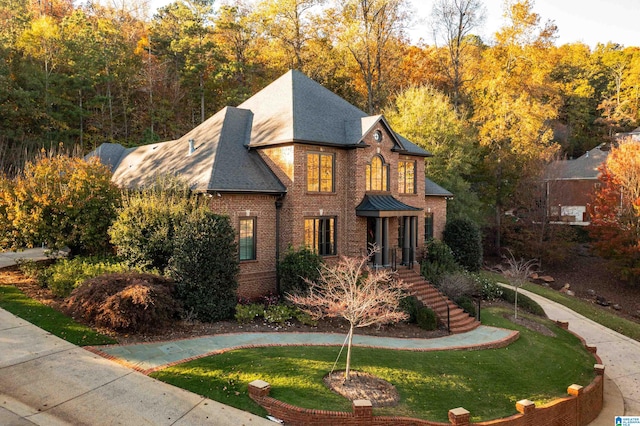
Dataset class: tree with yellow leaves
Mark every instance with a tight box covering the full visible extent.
[0,153,120,256]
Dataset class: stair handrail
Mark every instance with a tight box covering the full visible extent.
[438,289,451,334]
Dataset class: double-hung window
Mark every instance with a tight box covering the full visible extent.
[239,217,256,261]
[304,217,336,256]
[424,212,434,241]
[307,152,334,192]
[398,160,416,194]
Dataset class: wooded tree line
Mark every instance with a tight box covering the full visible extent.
[1,0,639,242]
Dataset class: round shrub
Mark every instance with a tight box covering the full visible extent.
[443,218,483,272]
[65,272,182,333]
[169,210,239,322]
[416,306,438,330]
[399,294,423,323]
[277,246,323,296]
[108,176,198,274]
[455,295,477,318]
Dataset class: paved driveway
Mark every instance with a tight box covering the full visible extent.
[505,285,639,418]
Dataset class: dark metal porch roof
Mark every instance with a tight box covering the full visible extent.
[355,194,422,217]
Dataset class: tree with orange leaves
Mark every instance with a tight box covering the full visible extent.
[588,139,640,283]
[288,251,407,380]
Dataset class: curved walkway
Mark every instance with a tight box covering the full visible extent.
[500,284,639,420]
[0,250,633,424]
[89,326,518,374]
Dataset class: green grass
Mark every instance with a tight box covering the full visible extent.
[151,307,596,423]
[521,283,640,342]
[0,285,116,346]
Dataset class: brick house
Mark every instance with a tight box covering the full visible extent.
[91,70,452,299]
[544,144,610,225]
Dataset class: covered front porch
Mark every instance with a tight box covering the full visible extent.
[356,194,422,269]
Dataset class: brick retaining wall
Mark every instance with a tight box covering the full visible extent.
[248,348,605,426]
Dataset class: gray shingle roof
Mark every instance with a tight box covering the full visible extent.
[89,107,285,193]
[89,70,430,193]
[425,178,453,197]
[545,144,609,180]
[238,70,431,156]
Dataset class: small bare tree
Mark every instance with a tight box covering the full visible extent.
[288,253,408,381]
[496,250,539,319]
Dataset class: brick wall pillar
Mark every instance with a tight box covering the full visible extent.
[248,380,271,399]
[448,407,470,426]
[353,399,372,423]
[516,399,536,426]
[568,384,584,426]
[556,320,569,329]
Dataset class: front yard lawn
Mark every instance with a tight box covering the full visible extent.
[0,284,116,346]
[151,307,596,423]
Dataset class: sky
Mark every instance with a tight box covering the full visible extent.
[409,0,640,48]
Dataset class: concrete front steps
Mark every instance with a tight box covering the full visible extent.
[396,268,481,334]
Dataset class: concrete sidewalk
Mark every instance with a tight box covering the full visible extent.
[501,284,637,421]
[92,326,518,373]
[0,247,63,269]
[0,308,274,426]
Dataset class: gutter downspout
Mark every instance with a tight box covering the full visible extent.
[275,195,284,295]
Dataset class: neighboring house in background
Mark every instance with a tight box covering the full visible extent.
[90,70,452,299]
[544,144,609,225]
[543,127,640,226]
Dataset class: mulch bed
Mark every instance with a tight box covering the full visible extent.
[324,370,400,407]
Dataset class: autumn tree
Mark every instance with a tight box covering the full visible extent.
[589,140,640,282]
[0,153,121,255]
[253,0,325,70]
[333,0,409,113]
[430,0,485,111]
[288,253,407,380]
[385,85,482,222]
[471,0,560,251]
[550,42,602,157]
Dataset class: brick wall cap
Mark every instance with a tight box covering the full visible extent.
[516,399,535,407]
[568,384,584,395]
[594,364,605,371]
[449,407,470,416]
[353,399,372,407]
[249,379,271,389]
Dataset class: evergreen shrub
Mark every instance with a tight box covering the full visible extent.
[420,239,460,285]
[416,306,438,330]
[170,211,239,322]
[277,246,323,296]
[443,218,483,272]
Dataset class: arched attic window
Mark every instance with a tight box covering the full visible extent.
[365,155,389,191]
